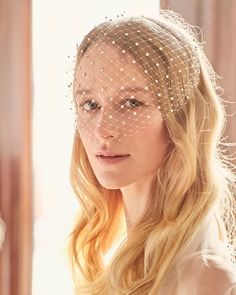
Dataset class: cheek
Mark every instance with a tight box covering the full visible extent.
[79,134,93,159]
[137,126,169,163]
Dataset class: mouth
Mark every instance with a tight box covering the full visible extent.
[96,152,130,157]
[95,154,130,164]
[96,154,129,158]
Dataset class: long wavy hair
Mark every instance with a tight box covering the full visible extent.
[68,10,236,294]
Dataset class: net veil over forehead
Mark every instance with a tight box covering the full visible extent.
[73,11,201,141]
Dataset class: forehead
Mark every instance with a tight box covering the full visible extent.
[74,43,150,93]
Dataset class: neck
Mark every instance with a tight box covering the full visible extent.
[120,173,155,232]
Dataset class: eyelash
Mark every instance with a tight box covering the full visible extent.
[79,98,146,111]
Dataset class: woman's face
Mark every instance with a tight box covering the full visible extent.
[74,43,169,189]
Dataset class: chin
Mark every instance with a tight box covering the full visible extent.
[99,181,123,190]
[97,178,130,190]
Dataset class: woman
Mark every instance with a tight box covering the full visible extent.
[68,9,236,294]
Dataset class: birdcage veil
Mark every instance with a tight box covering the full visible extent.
[72,10,202,142]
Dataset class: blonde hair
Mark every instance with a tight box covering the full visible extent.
[68,10,236,294]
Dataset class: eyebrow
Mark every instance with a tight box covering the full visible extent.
[75,87,149,96]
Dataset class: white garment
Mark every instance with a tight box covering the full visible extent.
[160,213,236,295]
[103,212,236,294]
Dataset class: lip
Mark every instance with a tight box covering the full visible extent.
[96,151,129,156]
[96,154,130,164]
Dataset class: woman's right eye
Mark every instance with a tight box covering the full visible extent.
[80,100,100,111]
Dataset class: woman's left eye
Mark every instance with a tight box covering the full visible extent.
[122,98,144,108]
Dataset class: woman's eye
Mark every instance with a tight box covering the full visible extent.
[80,100,100,111]
[122,98,144,108]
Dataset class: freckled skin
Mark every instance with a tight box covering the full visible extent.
[74,44,169,189]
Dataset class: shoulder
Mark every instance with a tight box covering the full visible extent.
[175,253,236,295]
[196,263,236,295]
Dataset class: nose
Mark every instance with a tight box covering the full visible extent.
[94,109,121,141]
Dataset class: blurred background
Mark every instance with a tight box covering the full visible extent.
[0,0,235,295]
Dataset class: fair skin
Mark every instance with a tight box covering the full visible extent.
[74,43,169,230]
